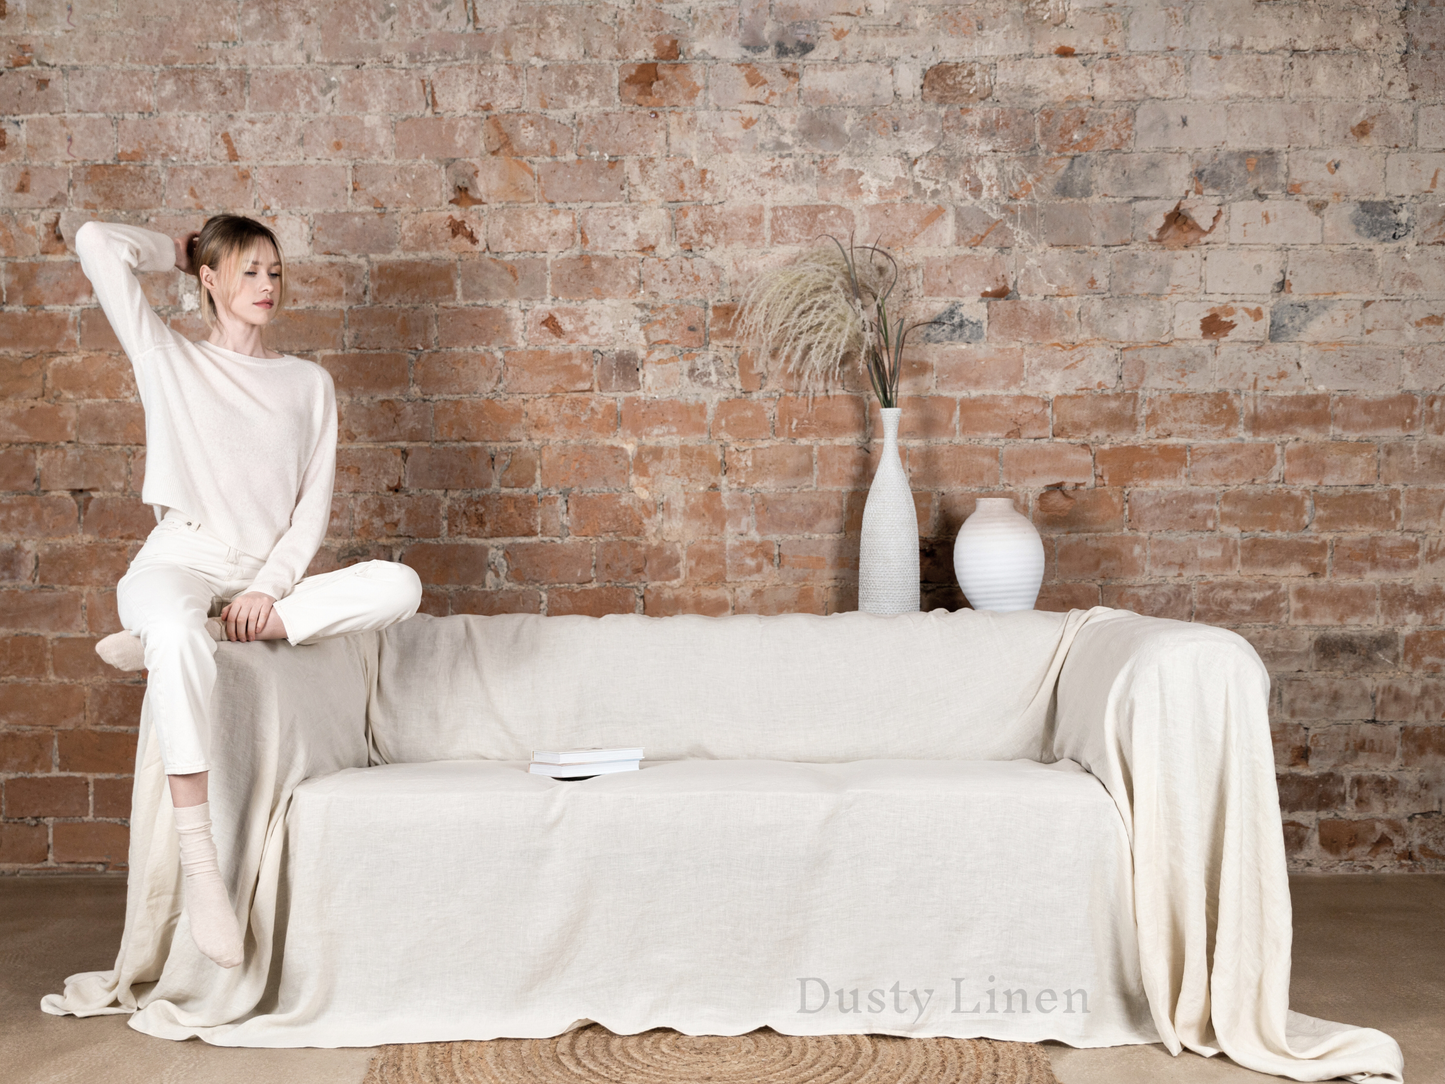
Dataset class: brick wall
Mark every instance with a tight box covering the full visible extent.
[2,0,1443,872]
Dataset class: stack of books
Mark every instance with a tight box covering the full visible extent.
[529,747,643,780]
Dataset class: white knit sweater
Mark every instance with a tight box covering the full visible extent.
[75,221,337,601]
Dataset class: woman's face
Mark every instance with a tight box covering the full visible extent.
[206,242,281,329]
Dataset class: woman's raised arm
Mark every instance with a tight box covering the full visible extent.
[74,221,185,375]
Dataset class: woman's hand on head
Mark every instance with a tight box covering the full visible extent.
[174,231,201,277]
[220,591,276,642]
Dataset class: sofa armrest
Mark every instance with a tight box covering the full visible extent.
[42,631,378,1021]
[1052,611,1401,1083]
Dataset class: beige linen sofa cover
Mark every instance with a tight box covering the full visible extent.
[42,607,1403,1082]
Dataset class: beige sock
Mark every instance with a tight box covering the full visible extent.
[95,621,223,671]
[95,631,144,671]
[172,802,244,968]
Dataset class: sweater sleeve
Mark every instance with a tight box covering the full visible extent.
[73,222,179,388]
[246,372,338,602]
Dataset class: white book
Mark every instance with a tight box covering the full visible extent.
[532,747,644,765]
[529,759,640,778]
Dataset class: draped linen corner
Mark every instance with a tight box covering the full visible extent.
[41,607,1402,1082]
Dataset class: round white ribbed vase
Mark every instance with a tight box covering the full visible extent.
[953,497,1045,612]
[858,407,920,615]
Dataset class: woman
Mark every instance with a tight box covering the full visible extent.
[75,216,423,968]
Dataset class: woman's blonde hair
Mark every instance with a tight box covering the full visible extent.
[193,214,287,329]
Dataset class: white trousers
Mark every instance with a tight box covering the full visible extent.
[117,511,422,775]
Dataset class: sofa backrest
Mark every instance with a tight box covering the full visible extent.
[367,608,1098,764]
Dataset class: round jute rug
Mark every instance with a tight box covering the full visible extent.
[362,1026,1059,1084]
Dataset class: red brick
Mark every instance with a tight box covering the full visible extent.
[712,399,771,441]
[1239,537,1328,577]
[1055,535,1147,579]
[1189,443,1279,485]
[401,543,490,586]
[631,445,722,491]
[734,583,829,616]
[726,445,814,489]
[1317,818,1407,861]
[1095,445,1187,486]
[86,684,144,729]
[0,730,52,774]
[956,396,1048,439]
[1053,394,1139,440]
[58,730,137,774]
[1292,583,1378,625]
[339,400,432,443]
[1145,393,1241,438]
[643,585,731,617]
[1248,396,1323,436]
[597,541,682,582]
[404,448,494,490]
[552,255,640,299]
[0,402,77,443]
[0,589,84,632]
[1195,580,1289,624]
[93,777,133,819]
[754,492,849,537]
[904,446,999,489]
[1334,394,1419,436]
[504,541,593,585]
[1219,489,1310,533]
[75,164,163,209]
[432,400,523,443]
[0,494,78,537]
[321,353,412,399]
[502,349,595,393]
[618,63,701,108]
[547,586,637,617]
[5,261,93,307]
[0,824,49,866]
[770,205,856,247]
[676,205,765,250]
[567,493,651,536]
[540,445,629,490]
[450,589,542,616]
[663,492,750,540]
[460,257,549,301]
[345,307,435,351]
[1128,488,1218,531]
[1334,536,1419,579]
[1277,771,1348,813]
[52,821,130,866]
[37,542,131,586]
[620,399,708,440]
[5,775,88,818]
[538,160,625,203]
[1100,583,1194,620]
[0,449,38,493]
[524,396,618,440]
[335,448,404,493]
[1001,444,1093,486]
[987,300,1079,343]
[1312,490,1400,532]
[1149,536,1239,577]
[1284,443,1378,486]
[371,261,457,304]
[641,304,706,348]
[1404,631,1445,673]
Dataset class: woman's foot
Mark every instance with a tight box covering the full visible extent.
[95,621,226,671]
[173,802,244,968]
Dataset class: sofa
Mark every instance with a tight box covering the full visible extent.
[44,606,1402,1081]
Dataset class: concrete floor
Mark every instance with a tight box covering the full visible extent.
[2,874,1440,1084]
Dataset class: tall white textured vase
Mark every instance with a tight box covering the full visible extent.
[953,497,1045,612]
[858,407,920,614]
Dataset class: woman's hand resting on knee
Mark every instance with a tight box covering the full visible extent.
[220,591,284,642]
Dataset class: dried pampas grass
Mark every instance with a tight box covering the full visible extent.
[737,237,932,407]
